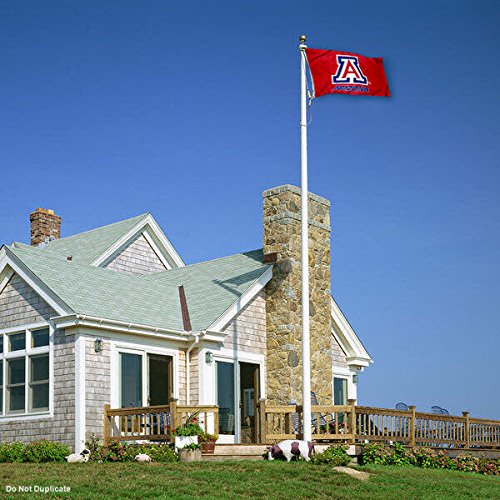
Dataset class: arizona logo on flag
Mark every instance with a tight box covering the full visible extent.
[305,48,390,97]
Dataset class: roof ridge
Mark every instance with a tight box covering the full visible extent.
[46,212,150,243]
[145,248,265,278]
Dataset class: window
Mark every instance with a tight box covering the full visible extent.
[0,326,51,417]
[333,377,348,405]
[29,355,49,411]
[9,333,25,352]
[32,328,49,348]
[7,358,25,413]
[120,352,142,408]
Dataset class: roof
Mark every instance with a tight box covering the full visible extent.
[6,240,271,332]
[19,213,150,265]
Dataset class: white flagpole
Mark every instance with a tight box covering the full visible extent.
[299,35,312,442]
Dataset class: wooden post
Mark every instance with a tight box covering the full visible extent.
[170,399,178,438]
[347,399,356,444]
[103,404,111,446]
[409,405,416,447]
[259,399,267,444]
[214,408,219,439]
[462,411,470,448]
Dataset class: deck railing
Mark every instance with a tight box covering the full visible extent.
[103,401,219,445]
[259,400,500,449]
[102,400,499,450]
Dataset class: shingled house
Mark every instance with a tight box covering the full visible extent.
[0,185,372,450]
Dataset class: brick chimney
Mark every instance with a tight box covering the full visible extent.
[30,208,61,246]
[263,185,332,405]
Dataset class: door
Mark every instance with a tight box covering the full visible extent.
[216,361,236,443]
[239,362,260,444]
[148,354,172,406]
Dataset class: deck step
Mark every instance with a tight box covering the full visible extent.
[210,445,267,455]
[203,454,264,461]
[202,444,266,461]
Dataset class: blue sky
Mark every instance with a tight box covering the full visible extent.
[1,1,499,418]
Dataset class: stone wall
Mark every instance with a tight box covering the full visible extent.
[0,274,75,448]
[85,337,111,437]
[105,233,167,275]
[263,185,333,405]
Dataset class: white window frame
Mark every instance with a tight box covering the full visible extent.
[0,322,53,420]
[332,366,357,404]
[333,375,349,405]
[110,339,179,409]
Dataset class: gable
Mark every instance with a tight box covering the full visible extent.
[331,296,372,368]
[104,234,167,275]
[0,273,56,329]
[331,331,348,369]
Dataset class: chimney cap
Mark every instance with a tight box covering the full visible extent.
[32,208,58,216]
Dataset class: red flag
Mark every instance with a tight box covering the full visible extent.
[305,48,390,97]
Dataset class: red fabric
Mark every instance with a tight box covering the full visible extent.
[305,48,390,97]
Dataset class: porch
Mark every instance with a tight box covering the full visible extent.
[103,400,500,451]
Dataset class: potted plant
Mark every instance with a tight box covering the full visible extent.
[177,442,202,462]
[173,411,203,451]
[199,433,218,454]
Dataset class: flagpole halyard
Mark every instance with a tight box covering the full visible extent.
[299,34,312,443]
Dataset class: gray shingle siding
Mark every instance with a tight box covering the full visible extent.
[105,234,167,275]
[331,334,348,369]
[222,291,266,356]
[0,274,75,448]
[85,337,111,437]
[0,274,54,329]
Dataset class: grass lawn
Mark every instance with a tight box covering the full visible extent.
[0,461,499,499]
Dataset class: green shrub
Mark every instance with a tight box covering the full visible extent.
[0,442,26,463]
[85,435,178,463]
[359,443,499,476]
[0,441,70,463]
[310,445,351,466]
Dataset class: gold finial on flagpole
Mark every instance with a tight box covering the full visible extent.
[299,35,307,43]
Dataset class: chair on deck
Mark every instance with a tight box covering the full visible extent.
[394,402,410,441]
[431,405,451,445]
[288,392,330,437]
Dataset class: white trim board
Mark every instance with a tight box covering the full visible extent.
[0,249,71,317]
[74,333,86,452]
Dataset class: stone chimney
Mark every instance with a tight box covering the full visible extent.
[263,185,332,405]
[30,208,61,246]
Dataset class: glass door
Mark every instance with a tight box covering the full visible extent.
[239,363,260,444]
[216,361,235,443]
[120,352,143,408]
[148,354,172,406]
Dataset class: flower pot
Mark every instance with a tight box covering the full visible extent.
[178,448,202,462]
[201,441,216,454]
[175,435,198,451]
